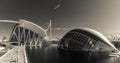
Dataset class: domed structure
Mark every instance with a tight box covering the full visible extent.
[58,28,119,54]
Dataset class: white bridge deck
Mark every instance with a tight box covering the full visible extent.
[0,46,28,63]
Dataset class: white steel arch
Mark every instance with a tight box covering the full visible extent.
[0,19,47,46]
[19,19,47,38]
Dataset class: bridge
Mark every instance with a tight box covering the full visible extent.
[0,19,48,46]
[0,19,120,63]
[0,19,49,63]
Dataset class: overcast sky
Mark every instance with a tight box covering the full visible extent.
[0,0,120,38]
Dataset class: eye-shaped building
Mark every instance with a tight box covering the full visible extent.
[58,28,120,54]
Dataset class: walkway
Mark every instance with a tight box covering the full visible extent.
[0,46,28,63]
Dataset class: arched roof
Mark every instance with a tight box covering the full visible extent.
[19,19,47,38]
[0,20,19,41]
[70,28,119,52]
[0,19,47,41]
[0,20,20,24]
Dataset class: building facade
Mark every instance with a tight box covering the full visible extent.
[58,28,119,54]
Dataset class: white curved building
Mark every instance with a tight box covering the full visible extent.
[0,19,47,46]
[58,28,120,55]
[19,19,47,38]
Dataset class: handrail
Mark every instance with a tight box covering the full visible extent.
[23,45,29,63]
[0,47,15,60]
[0,46,29,63]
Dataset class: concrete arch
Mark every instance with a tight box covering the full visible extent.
[0,19,47,46]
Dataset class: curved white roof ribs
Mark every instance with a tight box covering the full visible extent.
[19,19,47,38]
[0,20,20,24]
[0,19,47,41]
[80,28,120,53]
[59,27,120,55]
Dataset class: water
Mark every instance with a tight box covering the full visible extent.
[26,44,120,63]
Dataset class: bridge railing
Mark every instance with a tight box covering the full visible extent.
[23,45,29,63]
[0,46,28,63]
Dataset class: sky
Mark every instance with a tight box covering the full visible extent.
[0,0,120,38]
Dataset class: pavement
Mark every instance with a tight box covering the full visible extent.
[0,46,27,63]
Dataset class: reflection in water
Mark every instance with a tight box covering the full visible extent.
[26,44,120,63]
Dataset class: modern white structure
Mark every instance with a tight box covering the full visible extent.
[0,19,48,46]
[58,28,120,56]
[0,19,49,63]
